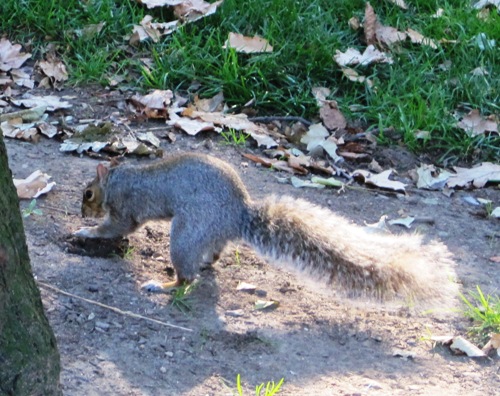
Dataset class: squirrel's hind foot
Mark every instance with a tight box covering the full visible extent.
[141,278,189,293]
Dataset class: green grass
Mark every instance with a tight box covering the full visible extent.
[170,282,196,313]
[461,286,500,343]
[221,129,250,146]
[21,199,43,218]
[235,374,284,396]
[1,0,499,161]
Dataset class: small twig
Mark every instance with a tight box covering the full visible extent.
[249,116,312,127]
[37,281,193,332]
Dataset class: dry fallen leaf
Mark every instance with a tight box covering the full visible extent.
[431,8,445,18]
[0,38,31,72]
[364,2,377,46]
[170,117,215,135]
[136,0,184,8]
[456,109,498,137]
[364,215,391,234]
[353,169,406,192]
[178,109,277,148]
[174,0,224,23]
[388,217,415,228]
[254,300,279,310]
[74,22,106,39]
[130,15,179,44]
[341,67,374,88]
[1,119,38,141]
[334,45,393,67]
[129,89,174,117]
[387,0,407,9]
[447,162,500,189]
[300,124,342,162]
[13,170,56,199]
[223,32,273,53]
[319,100,347,131]
[0,105,46,123]
[38,57,69,87]
[473,0,500,10]
[450,336,487,357]
[406,28,438,49]
[10,68,35,89]
[236,282,257,292]
[416,164,453,190]
[482,333,500,356]
[311,86,331,104]
[189,92,224,112]
[11,95,73,111]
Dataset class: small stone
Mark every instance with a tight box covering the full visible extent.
[95,321,110,331]
[160,366,167,373]
[226,309,245,317]
[88,284,99,293]
[87,312,95,321]
[165,351,174,358]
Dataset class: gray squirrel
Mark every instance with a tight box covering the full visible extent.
[75,152,458,304]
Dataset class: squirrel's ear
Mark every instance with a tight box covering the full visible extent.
[96,163,109,181]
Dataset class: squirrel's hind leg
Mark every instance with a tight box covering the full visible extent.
[142,215,226,293]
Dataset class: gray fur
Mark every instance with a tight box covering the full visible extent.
[78,153,458,303]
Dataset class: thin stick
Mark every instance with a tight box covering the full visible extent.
[38,281,193,332]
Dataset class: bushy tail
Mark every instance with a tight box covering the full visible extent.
[242,196,458,306]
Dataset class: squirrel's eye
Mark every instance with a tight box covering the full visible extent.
[85,190,94,200]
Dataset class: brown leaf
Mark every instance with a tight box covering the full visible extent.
[136,0,184,8]
[174,0,224,23]
[406,28,438,49]
[38,58,69,83]
[456,109,498,137]
[178,109,277,148]
[190,92,224,112]
[0,38,31,72]
[387,0,408,9]
[223,32,273,53]
[353,169,406,192]
[376,24,407,46]
[13,170,56,199]
[364,3,377,45]
[130,15,179,45]
[130,89,174,117]
[319,100,347,131]
[447,162,500,189]
[334,45,393,67]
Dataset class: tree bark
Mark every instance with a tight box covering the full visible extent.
[0,135,61,395]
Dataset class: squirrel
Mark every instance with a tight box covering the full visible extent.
[75,152,458,305]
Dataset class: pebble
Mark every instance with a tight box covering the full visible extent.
[95,321,110,331]
[165,351,174,358]
[160,366,167,373]
[226,309,245,317]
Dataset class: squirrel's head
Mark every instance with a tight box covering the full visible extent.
[81,163,108,218]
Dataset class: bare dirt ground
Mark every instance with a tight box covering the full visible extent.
[4,88,500,395]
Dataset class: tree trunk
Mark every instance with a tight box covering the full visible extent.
[0,135,61,395]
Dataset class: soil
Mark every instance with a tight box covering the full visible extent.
[4,87,500,395]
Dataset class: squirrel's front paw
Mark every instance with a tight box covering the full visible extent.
[74,227,98,238]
